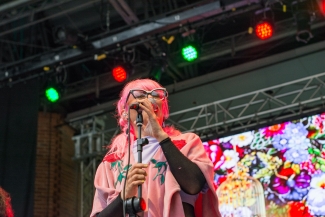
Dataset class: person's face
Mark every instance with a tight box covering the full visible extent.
[124,88,167,136]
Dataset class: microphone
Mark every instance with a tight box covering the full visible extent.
[130,103,143,112]
[130,100,158,112]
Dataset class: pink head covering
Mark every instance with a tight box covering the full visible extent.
[107,78,180,157]
[116,78,169,133]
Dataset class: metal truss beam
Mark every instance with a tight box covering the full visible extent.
[166,72,325,139]
[1,0,262,82]
[0,0,30,13]
[71,116,109,217]
[109,0,139,24]
[0,0,75,26]
[69,72,325,146]
[0,0,102,37]
[72,116,109,160]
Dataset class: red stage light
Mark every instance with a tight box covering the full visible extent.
[321,0,325,16]
[255,20,273,40]
[112,66,128,82]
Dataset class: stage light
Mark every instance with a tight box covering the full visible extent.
[53,26,78,45]
[253,7,274,40]
[149,54,168,82]
[112,65,128,82]
[295,12,313,43]
[255,19,273,40]
[53,26,87,46]
[181,44,198,62]
[292,0,314,43]
[43,69,66,103]
[45,87,60,103]
[149,65,163,81]
[316,0,325,17]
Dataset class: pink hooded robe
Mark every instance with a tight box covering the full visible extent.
[90,132,221,217]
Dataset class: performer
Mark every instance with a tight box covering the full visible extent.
[0,187,14,217]
[90,78,221,217]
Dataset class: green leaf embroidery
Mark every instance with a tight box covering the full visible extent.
[111,160,132,187]
[160,175,165,184]
[111,161,117,168]
[124,164,131,170]
[151,158,167,185]
[116,173,125,183]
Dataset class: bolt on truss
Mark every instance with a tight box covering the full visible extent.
[166,72,325,139]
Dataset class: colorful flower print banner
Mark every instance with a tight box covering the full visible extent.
[203,113,325,217]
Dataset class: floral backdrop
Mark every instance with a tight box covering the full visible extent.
[202,112,325,217]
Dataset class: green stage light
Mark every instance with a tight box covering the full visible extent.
[45,87,60,102]
[181,45,198,62]
[149,65,163,82]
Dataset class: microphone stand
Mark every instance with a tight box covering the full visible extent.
[125,109,148,217]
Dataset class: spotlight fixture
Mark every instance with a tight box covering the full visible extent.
[45,87,60,103]
[44,80,63,103]
[295,11,313,43]
[292,0,315,43]
[149,53,168,82]
[53,26,87,45]
[255,19,274,40]
[180,25,200,62]
[253,7,275,40]
[317,0,325,17]
[181,44,198,62]
[43,67,67,103]
[112,66,128,82]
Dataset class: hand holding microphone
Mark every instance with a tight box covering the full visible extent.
[129,98,158,113]
[129,98,167,140]
[149,98,158,112]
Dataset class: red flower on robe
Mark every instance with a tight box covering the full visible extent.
[103,153,124,162]
[172,140,187,150]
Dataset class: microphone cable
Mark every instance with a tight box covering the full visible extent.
[122,105,131,217]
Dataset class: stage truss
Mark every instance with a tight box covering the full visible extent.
[167,72,325,139]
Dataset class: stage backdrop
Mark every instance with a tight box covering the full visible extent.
[0,80,40,217]
[204,112,325,217]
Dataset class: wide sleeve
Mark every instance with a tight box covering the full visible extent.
[175,133,222,217]
[90,162,120,217]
